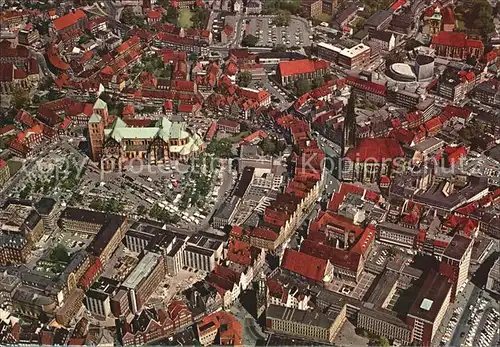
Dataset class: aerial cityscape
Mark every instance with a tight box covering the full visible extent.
[0,0,499,345]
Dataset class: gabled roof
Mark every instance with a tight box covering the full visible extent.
[281,248,328,282]
[278,59,328,77]
[53,9,86,31]
[345,137,404,162]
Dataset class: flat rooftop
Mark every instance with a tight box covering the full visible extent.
[443,234,472,261]
[408,271,452,322]
[318,42,343,53]
[121,252,162,289]
[266,304,334,329]
[340,43,370,58]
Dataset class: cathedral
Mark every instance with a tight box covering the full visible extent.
[88,99,204,170]
[341,95,405,184]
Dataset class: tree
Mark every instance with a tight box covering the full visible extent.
[236,71,252,87]
[50,244,70,263]
[405,39,422,51]
[163,5,179,25]
[120,7,145,28]
[240,122,250,132]
[191,7,209,29]
[323,72,333,82]
[352,18,365,32]
[241,34,259,47]
[312,76,324,89]
[78,34,91,45]
[295,78,311,96]
[378,336,390,347]
[271,44,287,52]
[11,86,30,109]
[207,139,233,158]
[465,0,495,38]
[259,138,285,155]
[273,10,291,26]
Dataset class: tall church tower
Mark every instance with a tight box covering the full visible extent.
[342,94,357,157]
[88,113,104,162]
[93,98,110,126]
[256,273,267,318]
[341,94,357,181]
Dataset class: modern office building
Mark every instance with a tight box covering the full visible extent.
[407,271,452,346]
[439,234,473,302]
[338,44,371,70]
[121,252,165,313]
[84,277,120,320]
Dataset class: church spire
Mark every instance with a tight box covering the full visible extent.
[342,94,357,157]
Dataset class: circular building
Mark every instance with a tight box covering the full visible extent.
[414,55,435,81]
[387,63,417,82]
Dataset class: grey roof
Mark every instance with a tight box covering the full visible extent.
[184,245,214,257]
[359,304,411,329]
[377,221,420,236]
[365,10,393,28]
[366,271,399,307]
[214,195,240,220]
[35,197,57,215]
[443,234,472,261]
[266,305,334,329]
[370,30,394,43]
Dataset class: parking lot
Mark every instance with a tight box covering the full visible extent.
[464,295,499,347]
[245,16,311,47]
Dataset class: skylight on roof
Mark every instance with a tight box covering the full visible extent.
[420,298,433,311]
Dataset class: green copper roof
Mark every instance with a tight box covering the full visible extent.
[102,117,203,147]
[93,98,108,110]
[89,113,102,123]
[111,117,128,129]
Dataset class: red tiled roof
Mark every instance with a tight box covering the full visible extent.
[281,248,328,282]
[390,0,407,10]
[217,119,239,128]
[431,32,484,49]
[300,239,361,272]
[223,25,234,36]
[380,175,390,184]
[445,145,467,166]
[345,137,404,162]
[47,42,70,70]
[240,130,268,144]
[205,121,217,141]
[79,258,102,289]
[424,3,440,17]
[441,6,455,25]
[346,76,387,96]
[0,124,14,134]
[0,159,7,168]
[459,70,475,82]
[172,80,195,92]
[278,59,328,77]
[389,127,415,145]
[424,116,442,132]
[53,9,86,31]
[250,226,278,241]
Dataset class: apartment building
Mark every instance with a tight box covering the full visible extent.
[266,304,346,343]
[357,305,412,343]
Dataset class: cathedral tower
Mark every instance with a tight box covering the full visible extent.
[342,94,357,157]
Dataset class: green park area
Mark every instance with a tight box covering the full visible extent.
[179,9,193,28]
